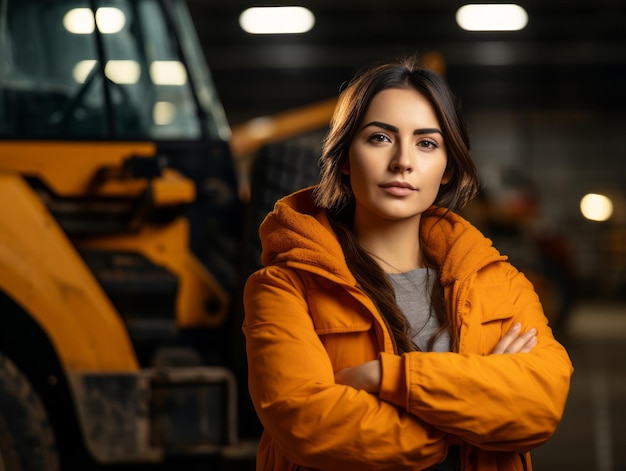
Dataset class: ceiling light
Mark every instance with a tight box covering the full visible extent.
[150,61,188,85]
[456,4,528,32]
[63,7,125,34]
[104,60,141,84]
[153,102,177,125]
[580,193,613,222]
[95,7,126,34]
[73,60,97,83]
[239,6,315,34]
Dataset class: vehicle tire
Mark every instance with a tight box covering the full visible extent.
[244,136,323,274]
[0,354,59,471]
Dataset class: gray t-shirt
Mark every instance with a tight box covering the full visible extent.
[387,268,451,352]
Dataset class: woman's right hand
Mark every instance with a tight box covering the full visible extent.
[491,323,537,354]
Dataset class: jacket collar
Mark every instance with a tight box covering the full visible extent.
[259,187,504,286]
[420,207,506,286]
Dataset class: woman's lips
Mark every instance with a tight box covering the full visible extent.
[381,182,416,196]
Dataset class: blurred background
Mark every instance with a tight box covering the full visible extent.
[189,0,626,305]
[1,0,625,470]
[186,1,626,469]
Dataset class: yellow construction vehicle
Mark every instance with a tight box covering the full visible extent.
[0,0,327,469]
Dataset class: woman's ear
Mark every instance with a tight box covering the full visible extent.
[341,161,350,175]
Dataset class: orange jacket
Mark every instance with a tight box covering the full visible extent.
[243,187,573,471]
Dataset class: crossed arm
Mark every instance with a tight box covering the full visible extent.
[335,322,537,393]
[245,267,571,468]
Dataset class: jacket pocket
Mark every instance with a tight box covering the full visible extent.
[478,288,515,324]
[307,288,377,370]
[307,287,372,335]
[468,283,516,354]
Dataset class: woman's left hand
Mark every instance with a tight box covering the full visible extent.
[335,359,381,393]
[491,322,537,354]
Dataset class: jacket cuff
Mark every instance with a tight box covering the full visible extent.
[379,352,409,410]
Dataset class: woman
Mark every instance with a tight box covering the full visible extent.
[243,57,573,471]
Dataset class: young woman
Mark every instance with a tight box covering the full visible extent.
[243,57,573,471]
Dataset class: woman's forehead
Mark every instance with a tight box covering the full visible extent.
[361,88,440,128]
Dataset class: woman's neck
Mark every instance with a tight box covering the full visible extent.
[354,215,423,273]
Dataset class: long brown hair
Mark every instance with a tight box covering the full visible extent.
[313,56,479,353]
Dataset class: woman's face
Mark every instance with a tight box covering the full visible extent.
[346,87,449,227]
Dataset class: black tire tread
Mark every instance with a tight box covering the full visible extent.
[0,354,59,471]
[244,137,322,273]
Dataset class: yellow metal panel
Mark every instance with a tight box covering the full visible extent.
[0,174,139,372]
[77,218,229,328]
[151,169,196,206]
[0,141,155,196]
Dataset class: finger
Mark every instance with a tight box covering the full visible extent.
[503,328,537,354]
[516,335,538,353]
[491,323,521,354]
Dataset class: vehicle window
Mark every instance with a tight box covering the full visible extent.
[0,0,107,138]
[0,0,225,140]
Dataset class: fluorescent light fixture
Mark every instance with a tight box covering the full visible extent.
[73,60,140,84]
[63,7,125,34]
[95,7,126,34]
[456,4,528,31]
[239,6,315,34]
[64,8,95,34]
[580,193,613,222]
[104,60,141,84]
[153,101,177,125]
[73,60,97,83]
[150,61,188,85]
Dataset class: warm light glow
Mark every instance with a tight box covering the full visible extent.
[104,60,141,84]
[456,4,528,31]
[73,60,97,83]
[64,8,95,34]
[73,60,140,84]
[580,193,614,222]
[63,7,125,34]
[239,6,315,34]
[150,61,188,85]
[95,7,126,34]
[153,101,177,125]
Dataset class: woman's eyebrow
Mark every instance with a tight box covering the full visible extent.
[362,121,398,132]
[414,128,443,136]
[362,121,442,136]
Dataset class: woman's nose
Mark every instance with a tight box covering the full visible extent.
[389,144,414,172]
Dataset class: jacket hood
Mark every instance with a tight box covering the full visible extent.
[259,187,355,284]
[259,187,504,286]
[420,206,506,285]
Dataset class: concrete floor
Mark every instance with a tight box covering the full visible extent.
[532,301,626,471]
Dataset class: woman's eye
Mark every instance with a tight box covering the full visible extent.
[418,139,438,149]
[369,133,389,143]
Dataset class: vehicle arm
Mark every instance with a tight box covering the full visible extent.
[243,266,449,471]
[378,263,573,452]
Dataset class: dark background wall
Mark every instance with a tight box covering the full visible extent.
[187,0,626,305]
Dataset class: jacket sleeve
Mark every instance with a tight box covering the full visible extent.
[379,262,573,452]
[243,266,448,471]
